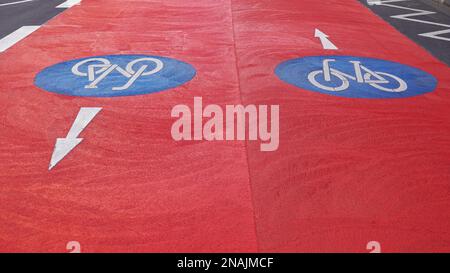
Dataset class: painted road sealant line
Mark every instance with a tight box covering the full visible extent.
[0,25,40,52]
[56,0,81,9]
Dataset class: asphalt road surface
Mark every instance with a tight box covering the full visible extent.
[360,0,450,65]
[0,0,66,40]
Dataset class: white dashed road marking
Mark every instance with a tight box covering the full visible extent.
[0,25,40,52]
[0,0,81,53]
[56,0,81,8]
[367,0,450,42]
[0,0,36,7]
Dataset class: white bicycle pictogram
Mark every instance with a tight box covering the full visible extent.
[307,59,408,92]
[71,57,164,91]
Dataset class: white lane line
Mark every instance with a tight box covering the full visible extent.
[0,25,40,52]
[0,0,35,7]
[367,0,450,42]
[56,0,81,8]
[0,0,81,53]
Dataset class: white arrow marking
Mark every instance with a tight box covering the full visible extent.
[49,107,102,170]
[314,28,338,50]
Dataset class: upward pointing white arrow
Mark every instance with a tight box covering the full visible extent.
[49,107,102,170]
[314,28,338,50]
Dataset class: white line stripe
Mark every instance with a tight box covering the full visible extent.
[0,0,35,7]
[367,0,450,42]
[0,25,40,52]
[56,0,81,8]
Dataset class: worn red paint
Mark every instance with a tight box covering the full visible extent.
[0,0,449,252]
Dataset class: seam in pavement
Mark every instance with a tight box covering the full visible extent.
[228,0,261,253]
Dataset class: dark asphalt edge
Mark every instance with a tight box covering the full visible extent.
[0,0,67,40]
[355,0,450,67]
[421,0,450,16]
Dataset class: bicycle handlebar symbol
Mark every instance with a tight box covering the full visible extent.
[308,59,408,92]
[71,57,164,91]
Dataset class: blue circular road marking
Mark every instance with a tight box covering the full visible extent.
[275,56,437,99]
[35,54,196,97]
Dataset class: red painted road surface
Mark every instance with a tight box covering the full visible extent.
[1,0,450,252]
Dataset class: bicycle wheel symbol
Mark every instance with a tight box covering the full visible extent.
[308,70,349,92]
[35,54,197,97]
[307,59,408,93]
[71,57,165,90]
[126,58,164,76]
[364,72,407,93]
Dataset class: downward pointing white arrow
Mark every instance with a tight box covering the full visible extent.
[49,107,102,170]
[314,28,338,50]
